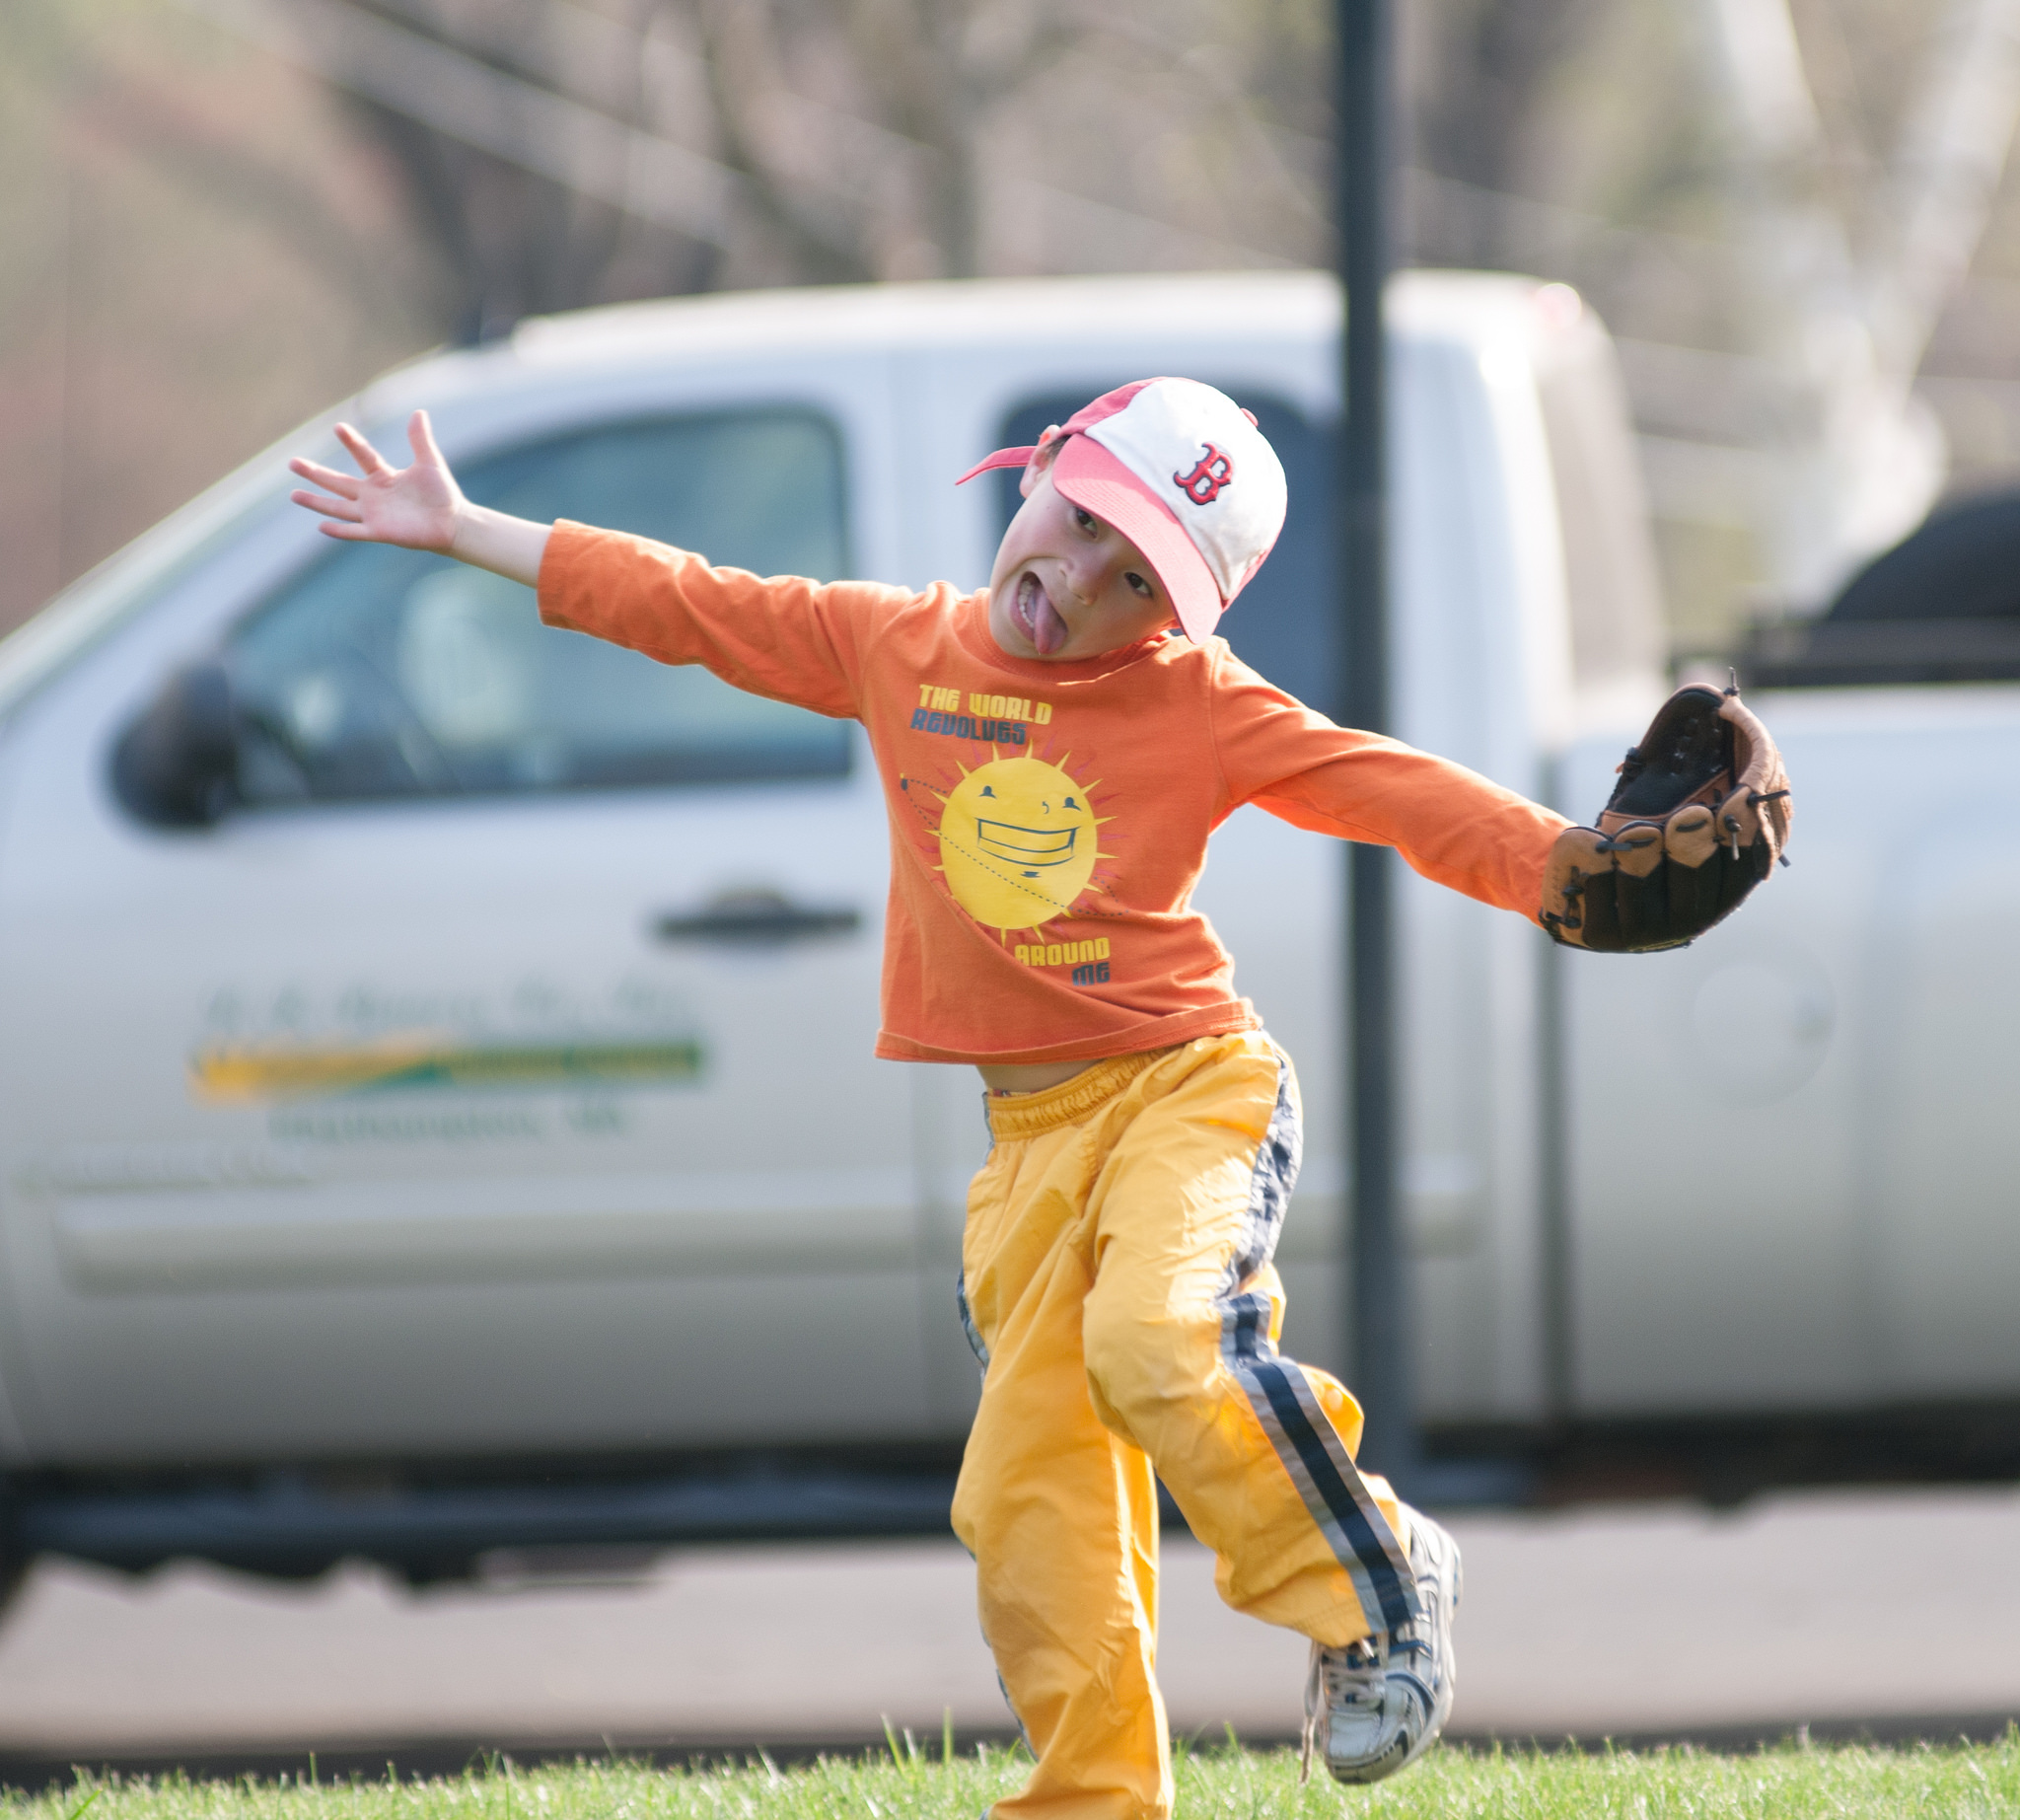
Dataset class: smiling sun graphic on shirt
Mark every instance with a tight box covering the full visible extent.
[925,753,1114,932]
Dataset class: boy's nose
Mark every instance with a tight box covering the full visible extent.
[1058,548,1107,604]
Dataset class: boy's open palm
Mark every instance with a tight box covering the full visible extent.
[290,411,462,552]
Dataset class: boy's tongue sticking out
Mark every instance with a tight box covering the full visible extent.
[1014,571,1069,656]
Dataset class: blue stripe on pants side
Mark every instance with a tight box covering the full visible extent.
[1216,1049,1420,1641]
[956,1270,990,1371]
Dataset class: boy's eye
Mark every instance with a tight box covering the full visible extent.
[1126,572,1154,599]
[1075,508,1098,534]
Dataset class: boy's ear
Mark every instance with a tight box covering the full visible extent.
[1018,427,1065,499]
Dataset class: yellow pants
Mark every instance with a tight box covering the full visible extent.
[951,1032,1416,1820]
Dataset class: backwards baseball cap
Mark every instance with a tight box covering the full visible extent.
[957,377,1288,644]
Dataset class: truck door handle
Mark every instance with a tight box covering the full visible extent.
[652,890,862,947]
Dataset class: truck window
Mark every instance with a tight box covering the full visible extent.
[228,409,852,804]
[992,394,1336,717]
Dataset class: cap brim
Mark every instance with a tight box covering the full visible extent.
[1050,434,1224,642]
[954,445,1039,486]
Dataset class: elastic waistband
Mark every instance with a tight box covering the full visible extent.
[985,1047,1180,1141]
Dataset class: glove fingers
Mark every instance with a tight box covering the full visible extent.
[1713,838,1769,918]
[1664,804,1718,868]
[1665,851,1725,936]
[1548,822,1768,953]
[1604,820,1665,878]
[1540,826,1612,947]
[1583,820,1665,949]
[1652,806,1728,947]
[1610,862,1663,948]
[1719,692,1792,864]
[1576,868,1625,951]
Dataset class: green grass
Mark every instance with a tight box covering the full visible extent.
[17,1734,2020,1820]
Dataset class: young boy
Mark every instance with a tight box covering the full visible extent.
[290,378,1573,1814]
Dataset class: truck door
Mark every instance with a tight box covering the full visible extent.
[0,402,928,1464]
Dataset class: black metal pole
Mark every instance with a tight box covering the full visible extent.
[1336,0,1415,1490]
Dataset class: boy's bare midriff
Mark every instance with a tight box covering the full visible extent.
[977,1058,1099,1095]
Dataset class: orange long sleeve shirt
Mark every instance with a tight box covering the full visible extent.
[539,522,1571,1065]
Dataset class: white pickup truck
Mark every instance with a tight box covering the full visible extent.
[0,270,2008,1595]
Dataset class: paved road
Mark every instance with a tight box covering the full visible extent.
[2,1486,2017,1778]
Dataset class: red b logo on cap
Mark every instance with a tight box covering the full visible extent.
[1175,443,1234,504]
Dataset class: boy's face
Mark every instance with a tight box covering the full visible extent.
[986,437,1179,662]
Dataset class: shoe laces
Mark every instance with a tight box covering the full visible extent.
[1297,1632,1432,1784]
[1299,1637,1377,1784]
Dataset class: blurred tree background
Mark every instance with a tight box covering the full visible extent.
[6,0,2020,648]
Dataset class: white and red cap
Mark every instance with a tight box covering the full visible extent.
[957,377,1287,643]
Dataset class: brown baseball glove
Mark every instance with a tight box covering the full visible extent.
[1540,684,1791,953]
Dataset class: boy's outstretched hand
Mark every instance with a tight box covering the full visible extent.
[291,412,460,550]
[288,409,549,587]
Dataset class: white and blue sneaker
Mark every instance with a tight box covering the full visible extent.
[1299,1507,1461,1784]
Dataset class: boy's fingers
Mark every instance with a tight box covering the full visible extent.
[408,408,448,469]
[290,487,362,522]
[333,421,391,474]
[289,457,360,497]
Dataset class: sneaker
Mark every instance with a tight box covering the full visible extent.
[1299,1508,1461,1784]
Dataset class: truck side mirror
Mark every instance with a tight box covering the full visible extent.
[111,659,241,828]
